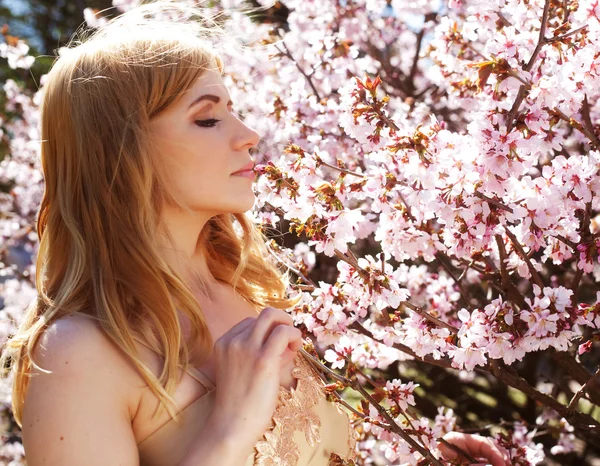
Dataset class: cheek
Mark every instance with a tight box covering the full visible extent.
[175,156,229,197]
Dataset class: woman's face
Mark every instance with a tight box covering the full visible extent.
[150,62,260,217]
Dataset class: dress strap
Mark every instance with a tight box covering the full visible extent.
[132,336,216,391]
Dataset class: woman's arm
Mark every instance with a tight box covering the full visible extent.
[21,315,141,465]
[21,314,265,466]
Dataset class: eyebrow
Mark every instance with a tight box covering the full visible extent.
[188,94,233,110]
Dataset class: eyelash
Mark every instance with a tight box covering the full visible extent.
[194,118,221,128]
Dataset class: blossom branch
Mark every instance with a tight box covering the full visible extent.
[572,202,592,302]
[341,359,446,466]
[348,321,459,371]
[350,321,600,439]
[400,301,459,334]
[554,233,578,250]
[474,191,513,213]
[437,438,479,464]
[300,346,453,464]
[316,158,366,178]
[409,28,425,83]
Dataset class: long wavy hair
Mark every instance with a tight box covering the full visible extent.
[1,1,300,427]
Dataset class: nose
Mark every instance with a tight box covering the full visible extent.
[233,118,261,152]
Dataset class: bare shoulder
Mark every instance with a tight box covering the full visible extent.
[33,313,132,369]
[29,313,141,417]
[22,313,141,465]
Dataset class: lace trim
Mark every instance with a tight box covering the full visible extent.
[253,354,357,466]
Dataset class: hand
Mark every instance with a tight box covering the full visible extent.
[209,307,303,448]
[438,432,509,466]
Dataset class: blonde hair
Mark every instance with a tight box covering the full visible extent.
[1,1,300,427]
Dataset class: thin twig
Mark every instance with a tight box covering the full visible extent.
[553,350,600,405]
[435,252,473,309]
[572,202,593,304]
[352,360,386,388]
[318,160,366,178]
[374,106,400,132]
[545,25,588,43]
[401,301,459,333]
[274,42,322,101]
[497,12,512,27]
[554,233,578,249]
[409,28,425,83]
[506,0,551,129]
[266,242,318,288]
[581,95,600,147]
[569,367,600,409]
[552,107,600,147]
[334,248,370,277]
[496,234,510,291]
[474,191,514,213]
[495,234,530,310]
[397,191,417,222]
[506,85,529,131]
[299,347,352,384]
[503,226,545,290]
[526,0,551,72]
[489,361,600,433]
[437,438,479,463]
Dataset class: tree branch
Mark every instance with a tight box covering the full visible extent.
[552,107,600,148]
[400,301,459,334]
[526,0,551,72]
[503,226,545,290]
[569,366,600,409]
[505,0,550,129]
[274,42,322,101]
[495,234,534,310]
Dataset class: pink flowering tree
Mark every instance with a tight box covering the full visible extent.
[2,0,600,464]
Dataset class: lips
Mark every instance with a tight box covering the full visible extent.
[231,161,255,175]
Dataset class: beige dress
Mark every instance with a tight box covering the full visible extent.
[136,341,358,466]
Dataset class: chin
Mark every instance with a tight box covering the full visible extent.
[221,201,256,214]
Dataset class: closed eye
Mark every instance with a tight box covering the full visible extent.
[194,119,221,128]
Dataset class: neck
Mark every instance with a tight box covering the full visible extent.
[158,204,220,296]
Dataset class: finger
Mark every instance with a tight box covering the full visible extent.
[472,437,507,466]
[439,432,469,460]
[443,433,506,466]
[288,332,304,352]
[215,317,255,347]
[251,307,294,346]
[261,325,303,360]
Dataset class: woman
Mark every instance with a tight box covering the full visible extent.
[1,2,508,465]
